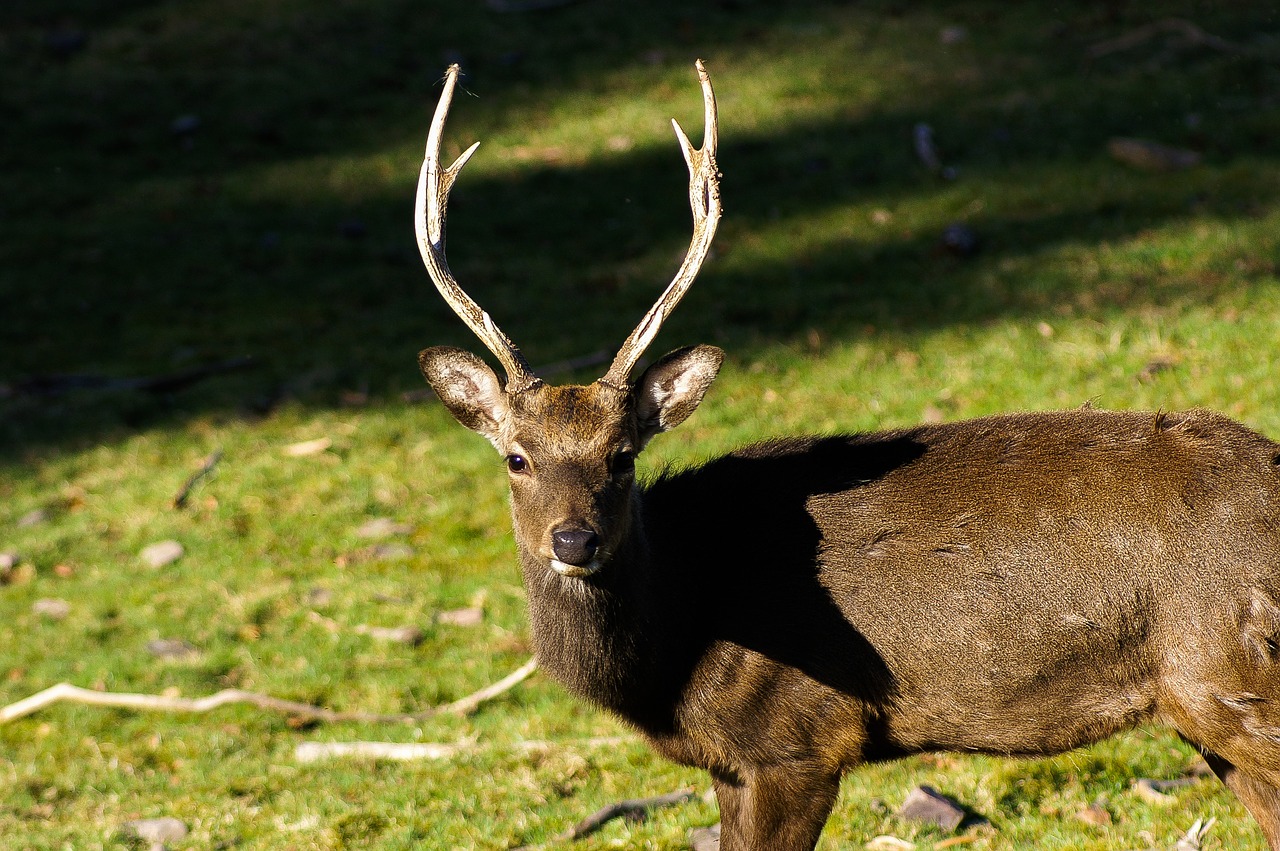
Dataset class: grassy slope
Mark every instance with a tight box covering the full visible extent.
[2,1,1279,848]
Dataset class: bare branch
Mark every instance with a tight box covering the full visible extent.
[1087,18,1243,60]
[294,734,628,764]
[512,788,698,849]
[0,657,537,726]
[172,449,223,509]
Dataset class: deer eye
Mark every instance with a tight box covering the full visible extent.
[506,454,528,474]
[612,450,636,476]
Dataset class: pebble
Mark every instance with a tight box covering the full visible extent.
[372,543,414,561]
[17,509,48,528]
[354,624,425,645]
[867,837,917,850]
[437,607,483,627]
[356,518,412,539]
[170,114,201,136]
[1107,137,1201,172]
[897,785,966,832]
[32,598,71,620]
[147,638,200,660]
[140,540,184,568]
[119,817,188,850]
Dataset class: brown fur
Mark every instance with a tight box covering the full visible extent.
[420,344,1280,850]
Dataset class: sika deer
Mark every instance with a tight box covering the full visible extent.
[414,63,1280,850]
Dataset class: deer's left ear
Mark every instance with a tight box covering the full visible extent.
[634,345,722,447]
[420,346,510,448]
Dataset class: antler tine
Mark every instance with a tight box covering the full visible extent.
[600,59,721,390]
[416,65,541,393]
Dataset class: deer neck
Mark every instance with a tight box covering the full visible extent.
[517,491,683,729]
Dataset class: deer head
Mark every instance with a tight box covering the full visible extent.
[416,62,723,579]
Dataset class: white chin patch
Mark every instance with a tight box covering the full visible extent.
[550,558,602,578]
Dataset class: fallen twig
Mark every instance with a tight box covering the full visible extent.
[513,789,697,848]
[10,357,256,398]
[1174,816,1216,851]
[1088,17,1242,60]
[0,657,537,726]
[294,734,628,763]
[296,740,463,762]
[486,0,585,12]
[172,449,223,509]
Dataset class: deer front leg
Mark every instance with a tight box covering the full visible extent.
[712,764,841,851]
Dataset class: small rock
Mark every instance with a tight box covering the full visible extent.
[53,563,75,578]
[284,437,331,457]
[1,561,36,585]
[147,638,199,660]
[1107,137,1201,172]
[940,223,980,257]
[913,123,943,173]
[170,114,201,136]
[1133,776,1197,805]
[1077,796,1112,826]
[338,219,368,239]
[867,837,917,850]
[690,823,720,851]
[32,598,71,620]
[1137,356,1177,383]
[140,540,184,569]
[897,785,966,832]
[0,552,18,570]
[373,542,414,561]
[356,518,412,539]
[437,607,483,627]
[45,28,89,60]
[18,509,48,528]
[354,624,425,645]
[119,817,188,849]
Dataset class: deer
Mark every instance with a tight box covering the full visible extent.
[412,62,1280,850]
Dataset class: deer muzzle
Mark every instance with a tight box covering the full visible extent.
[549,523,603,578]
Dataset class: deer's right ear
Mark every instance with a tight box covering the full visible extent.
[419,346,510,446]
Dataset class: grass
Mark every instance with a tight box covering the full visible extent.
[3,0,1280,848]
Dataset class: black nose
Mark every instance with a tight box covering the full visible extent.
[551,525,599,566]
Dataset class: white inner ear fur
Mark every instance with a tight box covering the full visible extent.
[440,365,509,448]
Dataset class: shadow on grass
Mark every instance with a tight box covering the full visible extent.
[2,0,1278,457]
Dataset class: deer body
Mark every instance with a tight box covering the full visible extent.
[413,64,1280,849]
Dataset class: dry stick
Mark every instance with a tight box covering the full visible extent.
[513,789,697,849]
[12,357,256,398]
[561,789,698,839]
[486,0,585,12]
[294,735,630,764]
[1087,17,1242,60]
[0,657,537,726]
[172,448,223,509]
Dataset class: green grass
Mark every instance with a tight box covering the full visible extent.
[3,0,1280,848]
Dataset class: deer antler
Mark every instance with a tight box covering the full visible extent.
[600,60,721,390]
[416,65,541,393]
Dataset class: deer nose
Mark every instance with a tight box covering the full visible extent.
[551,524,600,566]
